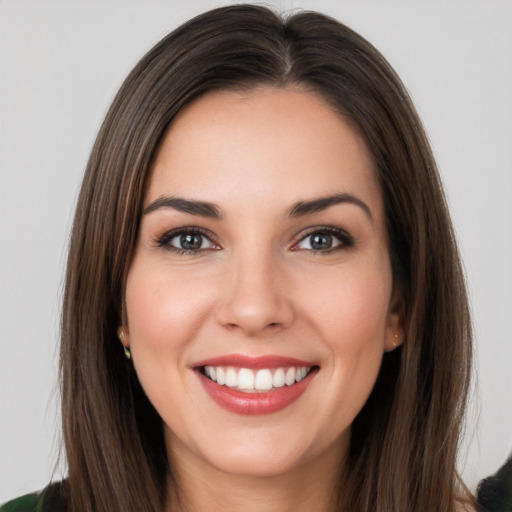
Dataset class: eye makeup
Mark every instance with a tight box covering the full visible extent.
[155,226,220,255]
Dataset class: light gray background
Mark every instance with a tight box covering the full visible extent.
[1,0,511,502]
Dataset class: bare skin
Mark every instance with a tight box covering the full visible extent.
[166,433,346,512]
[121,86,404,511]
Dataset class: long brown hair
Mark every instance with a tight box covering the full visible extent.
[60,5,473,511]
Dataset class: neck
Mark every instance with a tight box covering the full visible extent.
[165,437,346,512]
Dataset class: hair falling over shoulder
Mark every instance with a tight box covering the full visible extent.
[60,5,474,511]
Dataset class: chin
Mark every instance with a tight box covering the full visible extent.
[167,421,349,482]
[205,445,312,479]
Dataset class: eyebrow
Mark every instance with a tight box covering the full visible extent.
[288,193,373,221]
[144,196,222,219]
[143,192,372,221]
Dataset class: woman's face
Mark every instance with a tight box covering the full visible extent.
[121,86,402,479]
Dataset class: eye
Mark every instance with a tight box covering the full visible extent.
[294,227,353,253]
[157,228,218,254]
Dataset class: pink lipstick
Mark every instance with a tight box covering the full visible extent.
[194,355,318,415]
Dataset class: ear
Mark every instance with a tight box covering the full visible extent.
[117,298,130,347]
[117,325,130,348]
[384,287,405,352]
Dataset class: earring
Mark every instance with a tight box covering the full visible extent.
[123,346,131,360]
[393,333,399,349]
[118,331,131,359]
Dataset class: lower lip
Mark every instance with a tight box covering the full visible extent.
[198,369,317,415]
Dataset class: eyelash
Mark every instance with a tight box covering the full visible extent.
[293,226,355,254]
[155,227,219,255]
[155,226,354,255]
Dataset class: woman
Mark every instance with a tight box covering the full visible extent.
[1,4,480,511]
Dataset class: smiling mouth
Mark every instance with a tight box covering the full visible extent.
[201,365,314,393]
[194,355,319,414]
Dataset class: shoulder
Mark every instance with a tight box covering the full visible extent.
[477,455,512,512]
[1,482,68,512]
[0,492,42,512]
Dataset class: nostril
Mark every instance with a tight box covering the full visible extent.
[215,291,295,335]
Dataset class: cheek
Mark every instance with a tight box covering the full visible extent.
[123,261,218,423]
[126,260,208,337]
[299,263,392,414]
[123,260,219,381]
[301,263,392,347]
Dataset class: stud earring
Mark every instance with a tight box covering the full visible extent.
[118,331,131,359]
[393,333,399,349]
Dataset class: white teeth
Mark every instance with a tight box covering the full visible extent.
[296,367,307,382]
[216,367,226,385]
[285,367,296,386]
[255,369,273,390]
[225,367,237,387]
[203,365,312,392]
[272,368,285,388]
[238,368,255,390]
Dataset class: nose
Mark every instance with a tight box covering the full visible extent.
[215,251,294,337]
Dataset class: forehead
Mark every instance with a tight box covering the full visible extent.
[147,86,382,217]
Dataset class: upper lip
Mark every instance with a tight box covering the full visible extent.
[192,354,317,370]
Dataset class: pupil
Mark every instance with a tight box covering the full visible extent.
[181,233,202,250]
[311,233,332,250]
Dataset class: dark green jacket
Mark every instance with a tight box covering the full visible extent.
[0,482,67,512]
